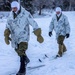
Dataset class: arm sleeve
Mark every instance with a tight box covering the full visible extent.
[49,18,54,32]
[27,13,39,30]
[6,18,11,31]
[64,16,70,34]
[6,11,13,31]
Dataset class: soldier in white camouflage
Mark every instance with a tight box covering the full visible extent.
[49,7,70,57]
[4,1,44,75]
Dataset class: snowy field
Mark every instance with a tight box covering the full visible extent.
[0,11,75,75]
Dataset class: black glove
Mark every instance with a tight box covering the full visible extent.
[49,32,52,37]
[66,34,69,38]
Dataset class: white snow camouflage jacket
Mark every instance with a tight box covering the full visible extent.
[49,13,70,38]
[6,7,39,48]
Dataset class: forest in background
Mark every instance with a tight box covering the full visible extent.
[0,0,75,15]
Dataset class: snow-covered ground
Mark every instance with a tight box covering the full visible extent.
[0,11,75,75]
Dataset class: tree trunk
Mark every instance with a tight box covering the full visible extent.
[39,6,42,15]
[18,0,21,5]
[69,0,72,11]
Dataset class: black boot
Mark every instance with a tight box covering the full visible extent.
[16,56,26,75]
[25,56,30,66]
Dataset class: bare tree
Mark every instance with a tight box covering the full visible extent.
[68,0,75,11]
[33,0,53,15]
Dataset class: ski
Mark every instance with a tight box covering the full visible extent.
[9,72,25,75]
[27,64,45,70]
[9,73,16,75]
